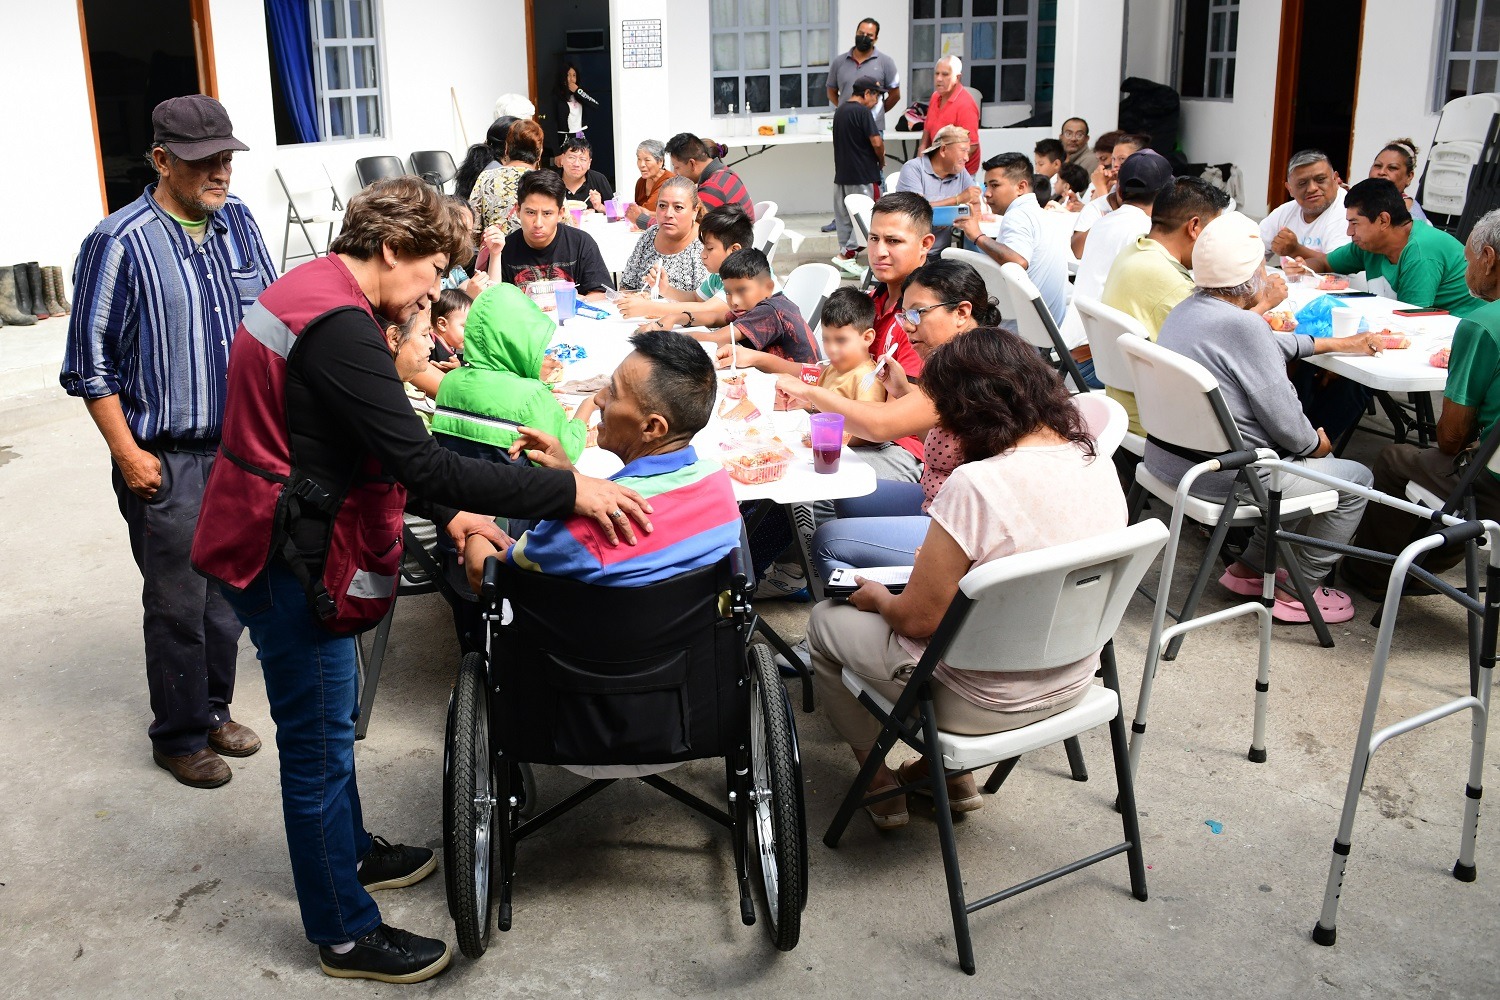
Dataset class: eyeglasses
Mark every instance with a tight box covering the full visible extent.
[1062,129,1088,139]
[898,301,958,327]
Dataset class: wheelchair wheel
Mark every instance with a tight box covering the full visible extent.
[445,652,496,958]
[747,644,804,950]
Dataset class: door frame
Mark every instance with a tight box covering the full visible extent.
[77,0,219,215]
[525,0,539,108]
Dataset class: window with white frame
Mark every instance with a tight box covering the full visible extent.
[311,0,384,140]
[1438,0,1500,110]
[1176,0,1238,100]
[909,1,1057,123]
[710,0,835,116]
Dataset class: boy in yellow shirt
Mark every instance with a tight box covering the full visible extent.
[775,287,886,442]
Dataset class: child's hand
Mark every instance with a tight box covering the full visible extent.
[715,343,767,371]
[540,355,564,384]
[432,358,461,373]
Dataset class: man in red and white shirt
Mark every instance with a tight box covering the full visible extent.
[921,55,981,176]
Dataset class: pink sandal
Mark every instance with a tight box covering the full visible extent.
[1271,585,1354,624]
[1219,568,1288,596]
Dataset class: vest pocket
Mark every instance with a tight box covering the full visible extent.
[318,486,405,634]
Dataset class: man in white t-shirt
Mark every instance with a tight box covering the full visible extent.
[1072,133,1149,258]
[1259,150,1351,260]
[1072,150,1174,302]
[957,152,1068,326]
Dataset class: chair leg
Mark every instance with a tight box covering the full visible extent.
[1063,736,1088,781]
[823,715,907,848]
[354,599,397,739]
[1163,505,1237,661]
[920,694,975,975]
[983,757,1020,794]
[1274,535,1335,648]
[1101,644,1148,901]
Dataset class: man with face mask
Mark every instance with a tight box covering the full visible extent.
[822,17,902,233]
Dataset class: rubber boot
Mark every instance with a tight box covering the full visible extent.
[10,263,35,318]
[26,263,48,319]
[39,266,64,317]
[46,266,71,313]
[0,267,38,325]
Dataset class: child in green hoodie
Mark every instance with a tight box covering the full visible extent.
[432,283,593,462]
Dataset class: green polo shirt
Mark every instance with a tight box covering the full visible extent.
[1444,297,1500,477]
[1325,222,1480,318]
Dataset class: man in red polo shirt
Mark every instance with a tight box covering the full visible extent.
[922,55,981,176]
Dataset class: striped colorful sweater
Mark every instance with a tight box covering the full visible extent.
[508,446,741,586]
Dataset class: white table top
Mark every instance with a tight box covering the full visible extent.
[719,128,914,149]
[548,311,876,505]
[1283,277,1456,393]
[577,217,642,277]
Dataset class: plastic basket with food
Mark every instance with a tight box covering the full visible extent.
[723,441,795,485]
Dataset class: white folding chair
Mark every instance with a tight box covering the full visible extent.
[1073,296,1149,458]
[999,262,1089,392]
[884,170,902,194]
[939,247,1012,319]
[752,200,778,222]
[1074,391,1128,462]
[275,163,345,270]
[754,216,786,264]
[780,263,840,352]
[843,192,874,247]
[823,520,1168,975]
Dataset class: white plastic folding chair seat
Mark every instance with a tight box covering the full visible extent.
[1134,464,1338,526]
[1074,390,1127,460]
[1406,482,1446,509]
[277,164,344,224]
[753,200,778,221]
[843,673,1119,772]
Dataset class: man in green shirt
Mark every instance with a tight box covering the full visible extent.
[1344,209,1500,597]
[1292,177,1479,317]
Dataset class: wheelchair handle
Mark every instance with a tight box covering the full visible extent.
[481,554,503,599]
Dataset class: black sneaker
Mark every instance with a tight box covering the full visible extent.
[319,923,451,983]
[358,836,437,891]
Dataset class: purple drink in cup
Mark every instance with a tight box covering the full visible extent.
[810,412,844,474]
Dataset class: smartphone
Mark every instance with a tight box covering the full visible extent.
[955,203,971,218]
[1392,308,1449,317]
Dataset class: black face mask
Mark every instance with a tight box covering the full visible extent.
[854,35,874,53]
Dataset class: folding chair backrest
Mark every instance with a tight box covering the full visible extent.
[754,216,786,261]
[1073,392,1128,461]
[845,193,875,245]
[939,247,1011,317]
[409,150,457,188]
[1116,334,1241,454]
[1074,295,1147,393]
[885,171,902,194]
[355,155,407,189]
[940,520,1169,673]
[999,261,1062,352]
[753,200,778,222]
[781,263,840,346]
[276,163,338,205]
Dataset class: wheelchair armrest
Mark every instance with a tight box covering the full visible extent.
[481,555,503,600]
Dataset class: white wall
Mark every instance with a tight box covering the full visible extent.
[1348,0,1444,197]
[608,0,1125,218]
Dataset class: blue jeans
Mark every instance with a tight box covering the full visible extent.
[222,563,380,946]
[814,480,930,576]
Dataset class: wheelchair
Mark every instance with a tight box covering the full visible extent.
[441,552,808,959]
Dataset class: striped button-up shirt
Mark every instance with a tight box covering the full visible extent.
[60,185,277,443]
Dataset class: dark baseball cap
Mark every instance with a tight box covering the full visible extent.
[1118,149,1174,194]
[152,95,249,160]
[851,75,887,95]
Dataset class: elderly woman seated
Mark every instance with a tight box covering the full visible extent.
[808,329,1126,830]
[463,330,742,587]
[1144,211,1374,624]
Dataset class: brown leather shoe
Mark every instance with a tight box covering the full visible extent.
[153,747,232,788]
[208,721,262,757]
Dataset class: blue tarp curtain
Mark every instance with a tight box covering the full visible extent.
[265,0,319,144]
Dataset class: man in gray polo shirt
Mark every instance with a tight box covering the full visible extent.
[823,16,901,232]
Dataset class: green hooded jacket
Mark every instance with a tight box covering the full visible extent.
[432,284,587,459]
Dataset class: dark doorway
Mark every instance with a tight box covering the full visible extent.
[529,0,616,186]
[80,0,215,213]
[1267,0,1364,207]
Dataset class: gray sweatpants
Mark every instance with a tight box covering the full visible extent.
[1240,456,1374,583]
[833,182,875,251]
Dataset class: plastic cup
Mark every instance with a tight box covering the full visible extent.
[810,412,844,474]
[1331,307,1360,338]
[569,207,584,226]
[604,199,621,222]
[554,282,578,321]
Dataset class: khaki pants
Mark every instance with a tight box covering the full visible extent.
[807,602,1083,752]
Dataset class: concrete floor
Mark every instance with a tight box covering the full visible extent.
[3,398,1499,998]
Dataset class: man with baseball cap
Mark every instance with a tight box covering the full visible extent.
[893,124,980,254]
[1143,211,1375,624]
[61,94,277,788]
[1072,149,1174,303]
[831,75,888,263]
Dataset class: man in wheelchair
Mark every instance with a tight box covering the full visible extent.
[445,330,807,960]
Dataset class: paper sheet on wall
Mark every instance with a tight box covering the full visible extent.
[940,32,964,58]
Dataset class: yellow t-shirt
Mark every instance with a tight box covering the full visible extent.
[1099,236,1193,437]
[818,359,886,446]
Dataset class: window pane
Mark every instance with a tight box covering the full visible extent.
[973,21,997,59]
[1039,24,1056,49]
[1228,10,1239,49]
[745,75,770,113]
[913,24,936,61]
[912,67,934,99]
[1452,0,1478,49]
[328,96,350,138]
[806,28,830,65]
[711,0,736,28]
[321,0,342,38]
[914,0,936,19]
[356,95,380,136]
[744,0,769,26]
[348,0,370,38]
[744,31,770,69]
[1448,58,1470,101]
[970,64,996,103]
[1000,63,1025,101]
[1039,0,1057,18]
[941,0,963,16]
[713,77,740,114]
[1004,0,1028,13]
[1002,20,1027,58]
[713,33,739,71]
[974,0,999,15]
[780,0,800,24]
[325,46,348,90]
[804,0,830,20]
[1475,58,1497,95]
[780,73,801,109]
[1210,12,1226,51]
[807,72,829,107]
[780,30,802,67]
[1224,58,1236,97]
[353,45,377,88]
[1482,6,1500,50]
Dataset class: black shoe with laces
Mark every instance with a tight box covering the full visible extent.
[358,835,437,891]
[319,923,451,983]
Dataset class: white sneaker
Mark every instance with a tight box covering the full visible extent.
[754,561,809,601]
[774,638,811,676]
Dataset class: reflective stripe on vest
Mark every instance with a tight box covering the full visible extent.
[240,301,297,358]
[348,569,397,600]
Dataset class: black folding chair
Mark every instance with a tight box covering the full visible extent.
[409,150,458,191]
[354,154,408,189]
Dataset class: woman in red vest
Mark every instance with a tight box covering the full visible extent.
[192,177,652,984]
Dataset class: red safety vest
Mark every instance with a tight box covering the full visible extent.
[191,254,407,635]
